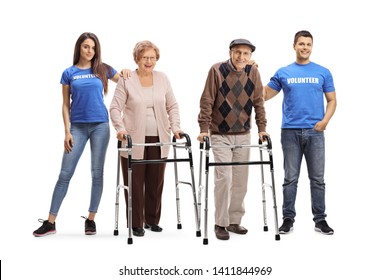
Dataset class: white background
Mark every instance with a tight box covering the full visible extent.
[1,0,389,279]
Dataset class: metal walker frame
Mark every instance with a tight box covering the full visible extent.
[113,133,201,244]
[198,135,280,244]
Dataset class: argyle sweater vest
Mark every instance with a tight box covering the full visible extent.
[198,60,266,135]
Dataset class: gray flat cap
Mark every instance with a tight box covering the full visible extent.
[229,38,256,52]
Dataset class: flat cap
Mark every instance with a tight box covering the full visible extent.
[229,38,256,52]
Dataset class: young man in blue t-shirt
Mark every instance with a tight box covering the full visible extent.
[264,30,337,235]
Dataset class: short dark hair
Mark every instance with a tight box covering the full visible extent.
[294,30,313,45]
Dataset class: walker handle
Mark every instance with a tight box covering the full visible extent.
[172,132,191,147]
[180,133,191,147]
[117,134,132,148]
[259,135,272,149]
[202,136,210,150]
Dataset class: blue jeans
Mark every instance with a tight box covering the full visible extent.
[49,122,110,216]
[281,128,327,223]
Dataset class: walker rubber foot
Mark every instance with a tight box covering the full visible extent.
[196,230,201,237]
[113,230,119,236]
[203,238,208,245]
[127,238,133,244]
[177,224,182,229]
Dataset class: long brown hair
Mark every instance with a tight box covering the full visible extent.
[73,32,114,94]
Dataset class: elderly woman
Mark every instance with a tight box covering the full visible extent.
[110,40,182,237]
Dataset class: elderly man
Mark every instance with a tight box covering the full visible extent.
[197,39,268,240]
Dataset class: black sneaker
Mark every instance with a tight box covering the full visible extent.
[279,218,294,234]
[315,220,334,235]
[82,216,96,235]
[33,219,56,237]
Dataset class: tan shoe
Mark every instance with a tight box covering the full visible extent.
[214,225,230,240]
[226,224,248,234]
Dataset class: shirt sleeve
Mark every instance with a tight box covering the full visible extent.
[323,69,335,93]
[198,66,218,133]
[267,70,282,92]
[60,68,70,85]
[109,77,127,132]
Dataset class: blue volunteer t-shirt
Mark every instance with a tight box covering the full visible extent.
[60,65,117,123]
[267,62,335,128]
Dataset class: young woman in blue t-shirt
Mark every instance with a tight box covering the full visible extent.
[33,32,128,237]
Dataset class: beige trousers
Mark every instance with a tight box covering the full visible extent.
[211,134,250,227]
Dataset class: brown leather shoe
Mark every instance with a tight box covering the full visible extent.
[226,224,248,234]
[214,225,230,240]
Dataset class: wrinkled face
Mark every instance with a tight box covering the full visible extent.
[80,38,95,62]
[229,45,252,71]
[137,48,157,72]
[294,36,312,62]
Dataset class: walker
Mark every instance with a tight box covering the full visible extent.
[113,133,201,244]
[198,135,280,244]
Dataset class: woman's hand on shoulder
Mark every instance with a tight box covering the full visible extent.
[120,69,132,79]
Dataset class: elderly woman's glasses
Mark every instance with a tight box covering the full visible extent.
[141,56,157,62]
